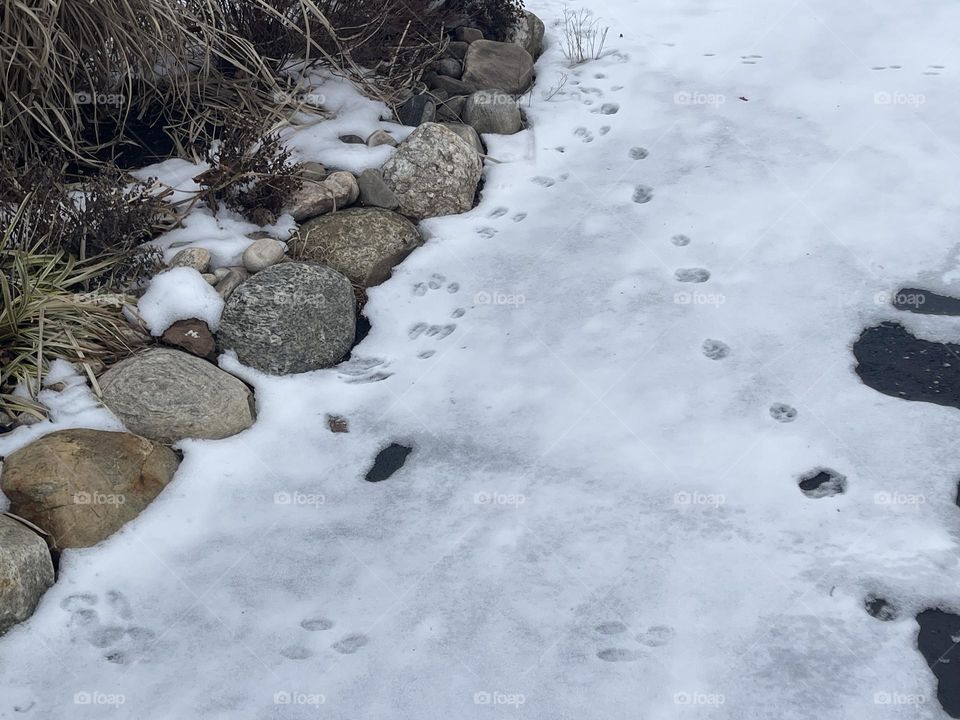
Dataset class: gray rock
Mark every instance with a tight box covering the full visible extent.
[1,429,180,549]
[398,93,436,127]
[507,10,545,59]
[201,273,218,285]
[0,515,54,635]
[380,123,483,220]
[169,247,211,273]
[455,27,484,43]
[339,134,365,144]
[242,238,286,273]
[437,58,462,78]
[297,208,422,288]
[366,129,398,148]
[283,172,358,222]
[462,40,534,95]
[446,41,469,60]
[463,91,523,135]
[216,267,249,300]
[425,73,474,97]
[217,263,355,375]
[300,161,327,182]
[439,123,485,155]
[100,348,256,444]
[357,169,400,210]
[437,96,468,122]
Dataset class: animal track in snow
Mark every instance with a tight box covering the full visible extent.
[593,103,620,115]
[332,633,369,655]
[637,625,675,647]
[741,54,763,65]
[597,648,640,662]
[337,356,392,384]
[671,234,691,246]
[477,227,498,239]
[451,308,466,319]
[532,176,556,187]
[595,621,628,635]
[409,323,456,341]
[59,590,156,665]
[769,403,797,423]
[599,126,611,136]
[489,207,509,219]
[632,185,654,204]
[428,273,445,289]
[513,212,527,223]
[301,617,334,631]
[629,147,649,160]
[418,350,436,359]
[281,645,312,660]
[702,339,730,360]
[574,127,594,143]
[674,268,710,283]
[447,282,459,293]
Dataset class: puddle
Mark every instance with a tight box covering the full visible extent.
[364,443,413,482]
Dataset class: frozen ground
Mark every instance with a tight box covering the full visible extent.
[4,0,960,717]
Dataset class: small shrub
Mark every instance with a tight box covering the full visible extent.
[457,0,525,39]
[561,8,609,66]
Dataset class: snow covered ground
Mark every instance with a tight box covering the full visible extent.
[5,0,960,717]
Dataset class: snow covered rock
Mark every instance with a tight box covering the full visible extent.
[463,91,523,135]
[298,208,422,288]
[242,237,286,273]
[160,318,216,360]
[461,40,534,95]
[99,348,256,443]
[506,10,545,60]
[0,515,54,635]
[217,262,355,375]
[380,123,482,220]
[356,169,400,210]
[283,172,359,223]
[0,430,180,549]
[138,267,224,336]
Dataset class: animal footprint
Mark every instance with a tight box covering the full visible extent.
[447,282,459,294]
[632,185,654,204]
[413,283,428,296]
[489,207,509,218]
[574,127,594,143]
[595,621,628,635]
[769,403,797,423]
[428,273,445,290]
[418,350,436,359]
[332,633,369,655]
[513,212,527,222]
[671,234,691,246]
[337,356,393,384]
[281,645,312,660]
[599,126,610,136]
[451,308,465,319]
[301,617,334,631]
[477,227,497,239]
[637,625,675,647]
[702,339,730,360]
[675,268,710,283]
[60,590,155,664]
[409,323,428,340]
[629,147,649,160]
[741,54,763,65]
[597,648,640,662]
[424,324,456,340]
[532,176,556,187]
[594,103,619,115]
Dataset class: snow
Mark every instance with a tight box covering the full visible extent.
[137,267,224,335]
[4,1,960,718]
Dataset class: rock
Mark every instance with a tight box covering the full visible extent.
[507,10,545,59]
[446,41,469,60]
[463,90,522,134]
[398,93,436,127]
[425,73,474,97]
[297,208,422,287]
[0,515,54,635]
[439,123,485,155]
[437,58,462,78]
[283,172,359,223]
[339,134,365,144]
[213,267,231,281]
[366,130,397,148]
[201,273,218,285]
[437,96,468,122]
[326,415,349,433]
[217,263,355,375]
[300,161,327,182]
[216,267,249,300]
[0,429,181,549]
[455,27,484,43]
[99,348,256,443]
[160,318,216,360]
[356,169,400,210]
[242,238,286,273]
[169,247,211,273]
[461,40,534,95]
[380,123,483,220]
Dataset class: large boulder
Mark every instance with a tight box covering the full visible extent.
[463,91,523,135]
[297,208,422,288]
[0,430,181,549]
[439,123,485,155]
[0,515,54,635]
[506,11,545,59]
[380,123,483,220]
[217,262,355,375]
[99,348,256,444]
[461,40,534,95]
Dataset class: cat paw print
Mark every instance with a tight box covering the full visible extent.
[60,590,156,665]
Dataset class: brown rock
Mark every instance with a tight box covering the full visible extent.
[160,318,216,359]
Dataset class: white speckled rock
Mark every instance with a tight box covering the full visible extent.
[380,123,482,220]
[0,515,54,635]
